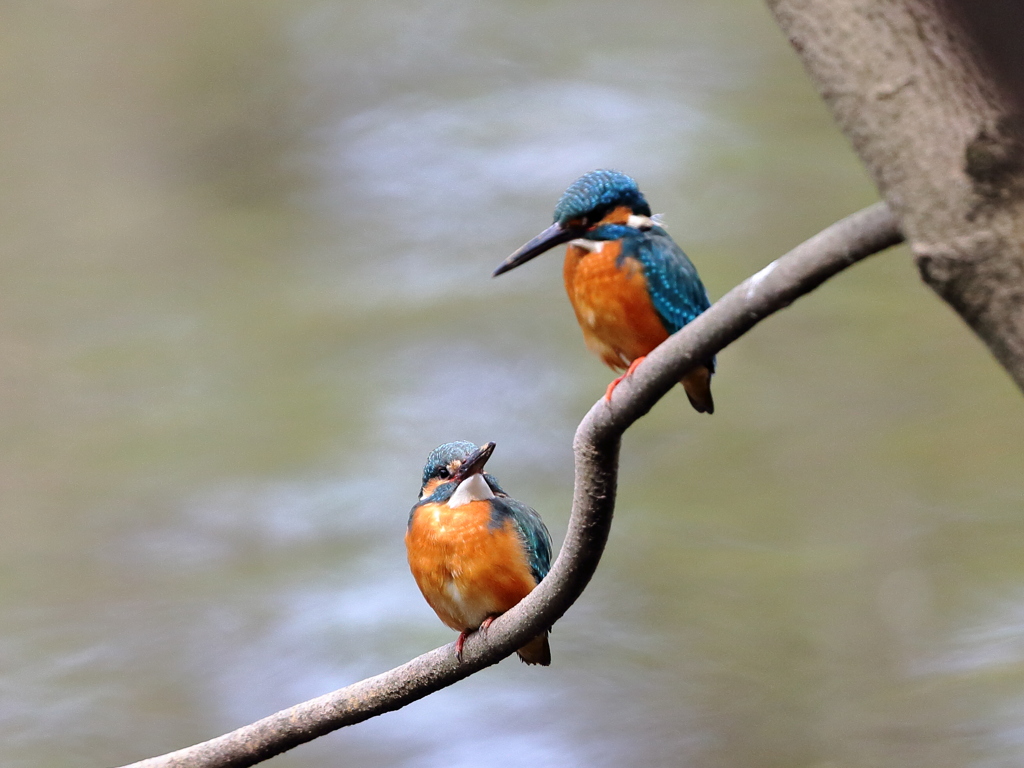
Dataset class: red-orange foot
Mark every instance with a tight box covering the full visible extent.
[455,630,470,662]
[604,356,647,401]
[456,618,498,661]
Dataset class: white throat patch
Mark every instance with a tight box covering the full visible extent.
[568,238,604,253]
[448,474,495,508]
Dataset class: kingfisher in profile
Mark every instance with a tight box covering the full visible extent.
[406,441,553,665]
[493,169,715,412]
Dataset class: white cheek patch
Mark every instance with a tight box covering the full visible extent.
[448,474,495,508]
[627,214,656,230]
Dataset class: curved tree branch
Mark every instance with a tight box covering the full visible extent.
[118,202,903,768]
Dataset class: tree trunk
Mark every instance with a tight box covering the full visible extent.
[765,0,1024,392]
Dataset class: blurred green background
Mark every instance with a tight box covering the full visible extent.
[0,1,1022,766]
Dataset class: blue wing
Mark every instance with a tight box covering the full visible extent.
[632,226,711,335]
[492,496,552,584]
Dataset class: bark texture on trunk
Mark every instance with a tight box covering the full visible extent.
[766,0,1024,391]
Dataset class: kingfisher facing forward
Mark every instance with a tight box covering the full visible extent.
[493,169,715,412]
[406,441,553,665]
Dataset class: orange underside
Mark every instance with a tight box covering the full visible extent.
[406,500,537,632]
[563,240,669,370]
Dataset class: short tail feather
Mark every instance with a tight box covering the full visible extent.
[517,631,551,666]
[681,364,714,414]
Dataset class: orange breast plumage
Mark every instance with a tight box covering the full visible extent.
[562,239,669,370]
[405,499,538,632]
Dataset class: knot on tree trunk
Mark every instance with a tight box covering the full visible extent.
[964,116,1024,204]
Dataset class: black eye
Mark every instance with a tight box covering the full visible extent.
[436,467,451,480]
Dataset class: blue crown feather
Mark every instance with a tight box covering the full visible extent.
[553,169,651,224]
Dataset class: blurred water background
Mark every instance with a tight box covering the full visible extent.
[0,1,1022,766]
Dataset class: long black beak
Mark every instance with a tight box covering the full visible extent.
[453,442,496,482]
[492,222,585,276]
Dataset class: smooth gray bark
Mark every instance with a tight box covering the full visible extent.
[766,0,1024,392]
